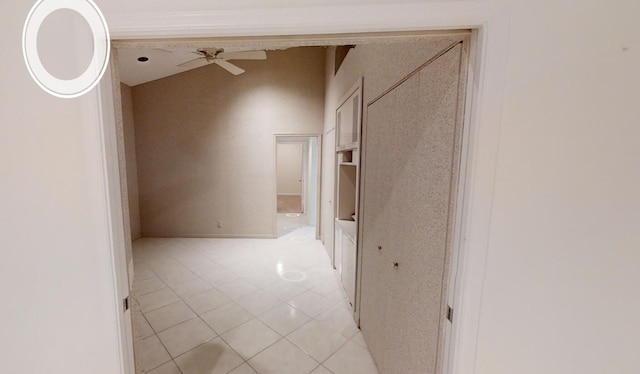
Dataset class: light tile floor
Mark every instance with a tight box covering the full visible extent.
[130,225,379,374]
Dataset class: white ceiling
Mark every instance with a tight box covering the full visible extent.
[100,0,424,14]
[117,46,268,87]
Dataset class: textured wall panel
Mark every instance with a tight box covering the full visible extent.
[132,47,325,237]
[359,42,466,374]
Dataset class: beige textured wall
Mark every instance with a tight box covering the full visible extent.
[132,47,325,237]
[359,42,467,374]
[120,84,142,240]
[321,34,468,260]
[276,143,303,194]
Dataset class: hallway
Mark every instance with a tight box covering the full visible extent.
[130,228,377,374]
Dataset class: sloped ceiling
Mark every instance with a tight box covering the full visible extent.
[117,46,269,86]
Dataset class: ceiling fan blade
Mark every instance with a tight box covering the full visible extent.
[218,50,267,60]
[178,57,208,69]
[214,59,245,75]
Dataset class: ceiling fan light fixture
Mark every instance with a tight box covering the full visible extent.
[177,48,266,75]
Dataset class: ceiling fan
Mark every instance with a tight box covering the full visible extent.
[178,48,267,75]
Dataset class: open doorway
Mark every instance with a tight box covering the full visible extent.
[275,135,321,239]
[109,31,482,374]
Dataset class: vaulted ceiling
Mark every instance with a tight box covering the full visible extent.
[117,46,271,86]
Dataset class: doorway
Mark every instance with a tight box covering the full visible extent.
[104,24,496,372]
[275,135,321,239]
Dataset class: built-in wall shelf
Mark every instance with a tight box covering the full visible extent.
[336,219,357,241]
[334,77,363,315]
[337,164,357,221]
[336,143,358,152]
[338,149,357,164]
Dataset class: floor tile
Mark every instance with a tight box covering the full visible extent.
[217,280,259,300]
[350,331,368,348]
[184,289,231,314]
[228,363,258,374]
[133,234,379,374]
[138,288,181,313]
[310,279,342,298]
[317,287,347,303]
[287,320,348,362]
[132,310,154,339]
[262,280,307,302]
[323,341,379,374]
[248,339,319,374]
[221,319,281,359]
[287,291,336,317]
[135,335,171,372]
[158,318,216,358]
[235,290,282,316]
[174,338,244,374]
[133,265,157,281]
[258,303,311,336]
[241,270,280,288]
[148,360,182,374]
[156,266,198,285]
[144,301,197,333]
[316,303,359,339]
[134,277,167,295]
[148,260,184,275]
[183,261,226,277]
[201,302,253,335]
[201,269,240,288]
[309,365,333,374]
[171,278,214,299]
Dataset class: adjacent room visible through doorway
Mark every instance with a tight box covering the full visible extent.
[276,135,320,239]
[112,31,475,374]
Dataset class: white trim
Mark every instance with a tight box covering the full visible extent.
[100,2,511,372]
[275,134,323,239]
[443,31,477,374]
[140,234,275,239]
[106,3,493,39]
[448,7,510,374]
[96,57,135,373]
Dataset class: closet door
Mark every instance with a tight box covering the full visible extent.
[359,42,466,374]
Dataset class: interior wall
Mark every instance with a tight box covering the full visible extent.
[132,47,325,237]
[120,83,141,240]
[324,33,470,373]
[276,143,303,195]
[0,2,124,372]
[2,1,638,373]
[474,2,640,373]
[321,34,468,258]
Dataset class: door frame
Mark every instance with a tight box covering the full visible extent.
[274,134,322,239]
[100,3,510,373]
[276,140,306,214]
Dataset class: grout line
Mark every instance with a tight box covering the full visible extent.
[133,236,373,374]
[141,333,173,373]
